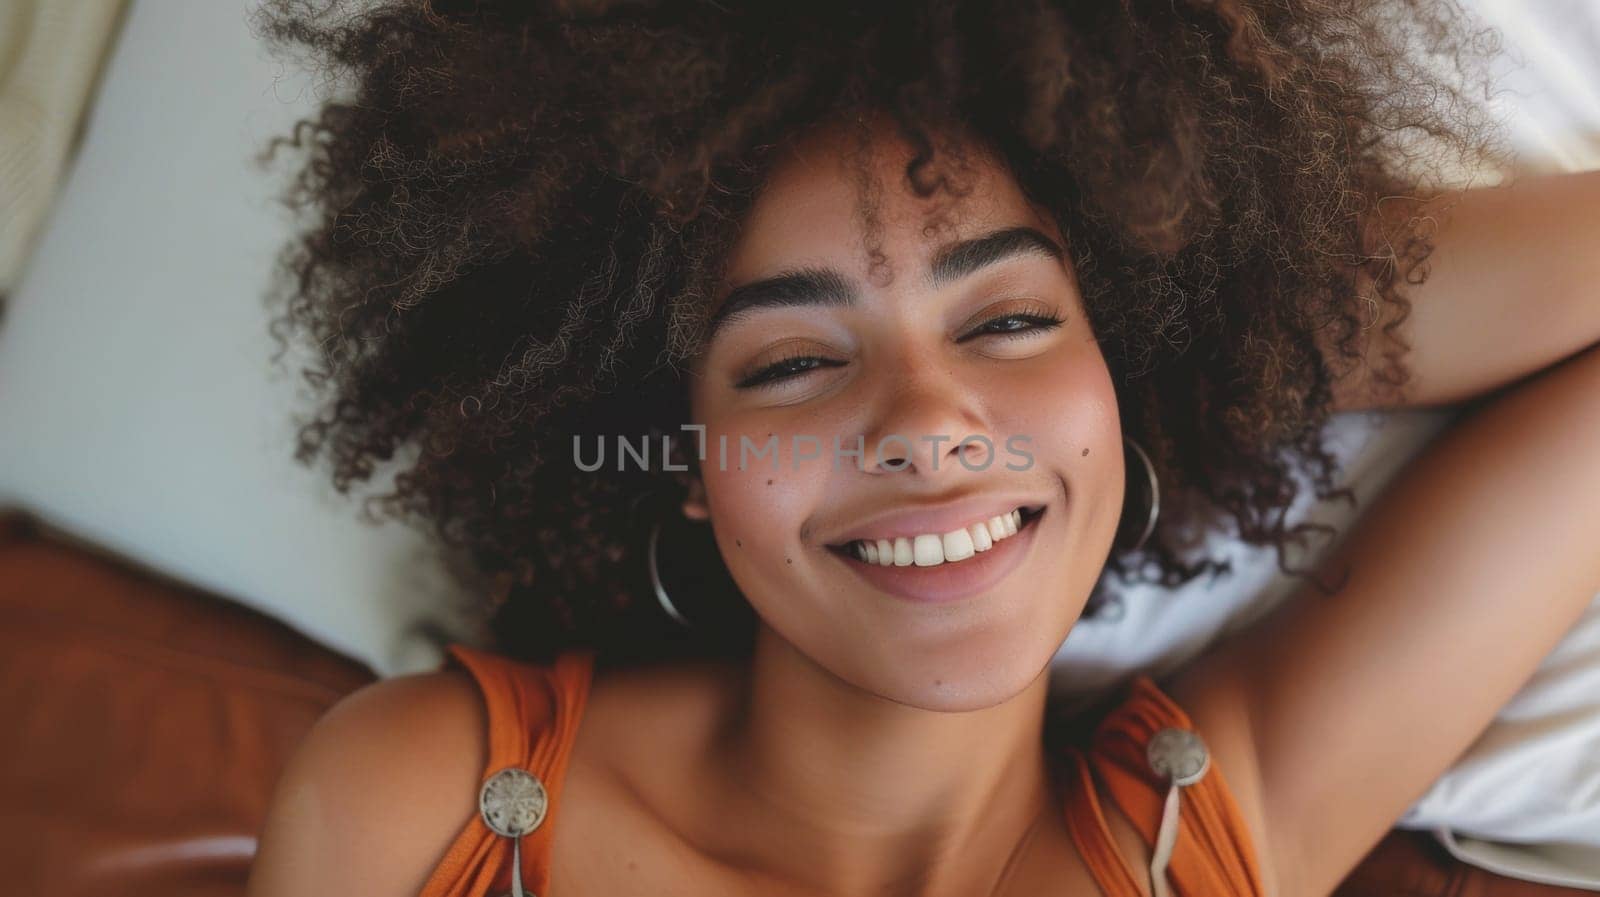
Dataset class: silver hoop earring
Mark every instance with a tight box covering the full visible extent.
[648,520,692,628]
[1123,434,1160,553]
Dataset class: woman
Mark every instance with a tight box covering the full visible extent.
[245,2,1600,895]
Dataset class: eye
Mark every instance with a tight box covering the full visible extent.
[734,351,847,390]
[958,310,1065,342]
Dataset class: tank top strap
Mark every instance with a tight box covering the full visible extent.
[1062,747,1147,896]
[418,643,597,897]
[1076,674,1269,897]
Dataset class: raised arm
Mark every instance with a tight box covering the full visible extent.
[1328,168,1600,412]
[1166,338,1600,897]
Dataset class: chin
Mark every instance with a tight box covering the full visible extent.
[854,620,1062,713]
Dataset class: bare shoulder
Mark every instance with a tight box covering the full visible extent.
[246,668,488,897]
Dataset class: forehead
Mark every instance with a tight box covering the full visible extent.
[721,122,1060,290]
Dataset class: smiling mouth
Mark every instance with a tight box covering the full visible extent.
[825,504,1046,569]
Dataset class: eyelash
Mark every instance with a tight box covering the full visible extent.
[733,311,1066,390]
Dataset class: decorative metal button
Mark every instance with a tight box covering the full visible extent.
[1147,727,1209,897]
[479,767,549,837]
[480,767,548,897]
[1147,727,1209,786]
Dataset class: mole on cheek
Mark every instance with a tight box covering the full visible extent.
[736,539,742,548]
[1082,447,1090,456]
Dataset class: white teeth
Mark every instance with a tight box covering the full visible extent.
[845,507,1032,568]
[912,534,943,566]
[969,521,993,552]
[893,537,914,566]
[941,528,975,562]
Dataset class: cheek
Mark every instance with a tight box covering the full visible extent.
[694,423,835,596]
[998,343,1125,553]
[997,342,1122,470]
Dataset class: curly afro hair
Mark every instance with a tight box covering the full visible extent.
[254,0,1508,666]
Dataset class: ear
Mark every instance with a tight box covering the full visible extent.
[681,475,710,521]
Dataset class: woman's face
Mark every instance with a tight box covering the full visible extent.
[684,122,1125,711]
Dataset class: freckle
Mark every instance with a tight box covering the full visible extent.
[767,479,773,485]
[934,678,943,686]
[736,539,742,547]
[1082,447,1090,456]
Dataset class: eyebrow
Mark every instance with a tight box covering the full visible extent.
[705,225,1065,342]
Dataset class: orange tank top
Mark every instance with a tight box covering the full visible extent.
[417,643,1267,897]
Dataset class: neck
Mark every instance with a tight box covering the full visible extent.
[696,624,1059,897]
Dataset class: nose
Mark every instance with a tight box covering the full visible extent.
[859,357,993,477]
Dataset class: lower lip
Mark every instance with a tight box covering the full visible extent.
[829,510,1044,605]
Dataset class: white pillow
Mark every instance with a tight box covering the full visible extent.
[0,0,483,677]
[1051,0,1600,882]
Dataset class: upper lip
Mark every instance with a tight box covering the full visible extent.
[822,493,1047,545]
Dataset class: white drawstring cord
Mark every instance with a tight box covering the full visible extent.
[1146,727,1211,897]
[1150,780,1183,897]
